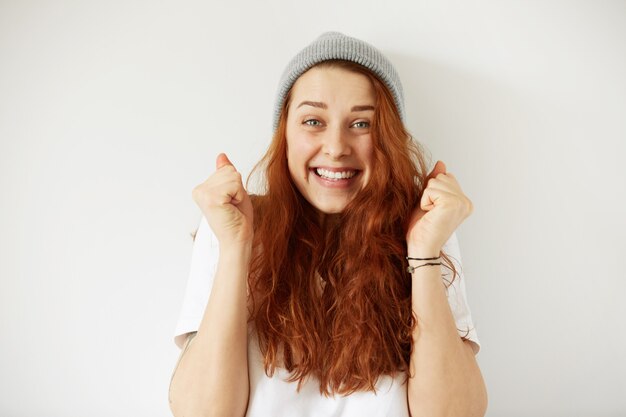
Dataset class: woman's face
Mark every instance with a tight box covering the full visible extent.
[285,66,375,215]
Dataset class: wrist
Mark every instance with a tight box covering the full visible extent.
[406,243,441,258]
[220,241,253,260]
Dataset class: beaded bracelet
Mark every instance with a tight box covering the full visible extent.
[405,256,442,273]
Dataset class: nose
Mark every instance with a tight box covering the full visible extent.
[321,126,352,160]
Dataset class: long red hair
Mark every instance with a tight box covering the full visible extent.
[194,59,466,395]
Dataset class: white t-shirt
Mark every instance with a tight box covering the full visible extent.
[174,215,481,417]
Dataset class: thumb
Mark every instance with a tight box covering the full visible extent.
[216,153,235,170]
[427,160,447,181]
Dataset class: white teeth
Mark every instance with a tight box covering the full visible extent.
[315,168,357,180]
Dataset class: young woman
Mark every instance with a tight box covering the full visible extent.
[169,32,487,417]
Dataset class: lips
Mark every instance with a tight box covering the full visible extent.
[316,168,357,179]
[309,167,361,188]
[310,167,360,179]
[311,166,359,172]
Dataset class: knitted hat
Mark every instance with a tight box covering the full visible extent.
[272,31,405,133]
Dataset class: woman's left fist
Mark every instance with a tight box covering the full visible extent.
[406,161,473,255]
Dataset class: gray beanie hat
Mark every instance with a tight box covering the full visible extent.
[272,31,405,133]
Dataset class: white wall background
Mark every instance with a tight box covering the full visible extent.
[1,0,625,416]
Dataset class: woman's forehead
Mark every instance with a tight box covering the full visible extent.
[290,67,375,107]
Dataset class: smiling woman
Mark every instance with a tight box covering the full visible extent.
[169,31,487,417]
[285,64,376,215]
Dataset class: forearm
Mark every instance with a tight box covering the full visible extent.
[169,244,251,417]
[407,261,487,417]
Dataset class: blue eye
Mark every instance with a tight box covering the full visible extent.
[304,119,322,127]
[353,121,370,128]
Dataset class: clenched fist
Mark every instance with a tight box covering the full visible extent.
[406,161,474,255]
[192,153,254,247]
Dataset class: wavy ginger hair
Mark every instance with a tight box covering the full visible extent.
[241,60,462,395]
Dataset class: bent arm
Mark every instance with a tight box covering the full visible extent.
[169,243,252,417]
[407,261,488,417]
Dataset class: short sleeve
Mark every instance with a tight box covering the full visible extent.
[173,215,219,349]
[441,232,481,355]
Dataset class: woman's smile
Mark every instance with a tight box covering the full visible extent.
[285,66,375,214]
[310,167,362,188]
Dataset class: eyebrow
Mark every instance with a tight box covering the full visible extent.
[296,101,375,112]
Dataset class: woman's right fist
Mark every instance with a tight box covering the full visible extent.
[192,153,254,246]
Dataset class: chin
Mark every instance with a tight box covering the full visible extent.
[312,201,349,215]
[319,208,344,215]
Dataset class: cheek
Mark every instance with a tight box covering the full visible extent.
[286,156,297,178]
[285,145,302,180]
[359,140,375,166]
[285,139,295,167]
[287,134,315,161]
